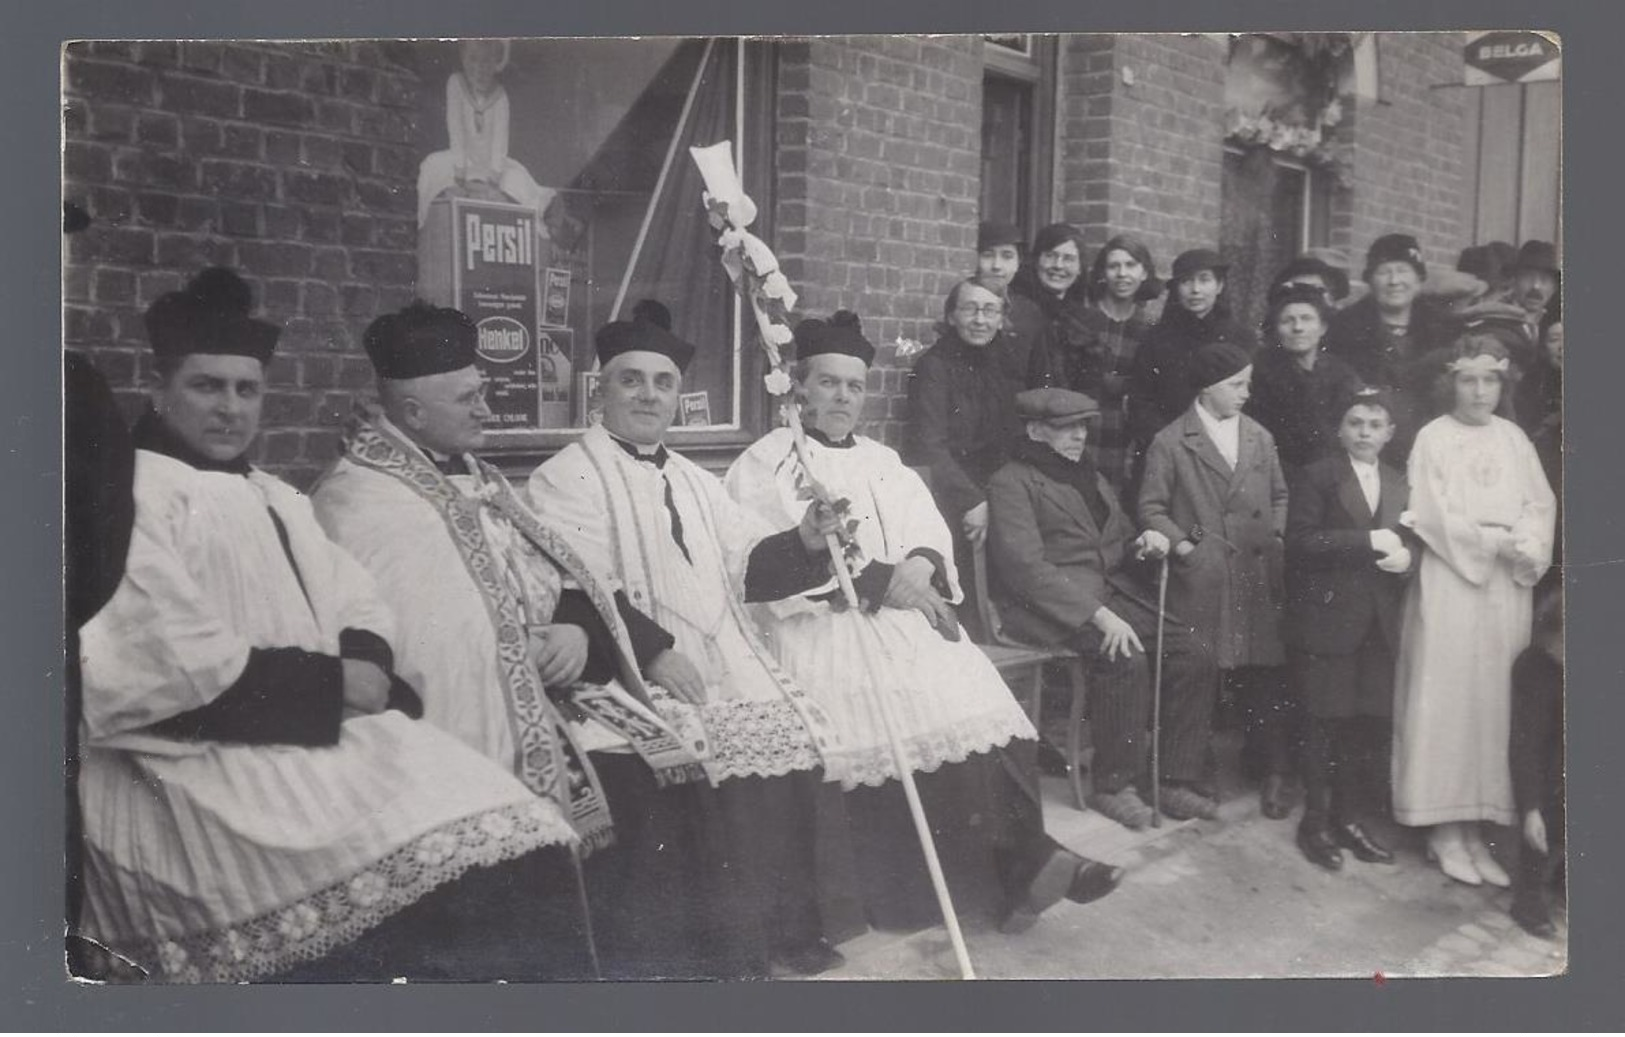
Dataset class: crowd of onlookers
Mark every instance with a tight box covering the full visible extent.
[903,221,1563,938]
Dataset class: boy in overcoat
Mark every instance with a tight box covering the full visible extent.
[1138,343,1290,820]
[1283,387,1413,871]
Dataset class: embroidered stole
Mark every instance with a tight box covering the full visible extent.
[342,419,705,851]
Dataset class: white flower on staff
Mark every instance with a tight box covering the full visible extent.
[763,369,793,396]
[740,232,779,276]
[760,271,797,310]
[761,321,794,347]
[717,227,744,250]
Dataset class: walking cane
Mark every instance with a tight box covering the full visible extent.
[809,448,977,980]
[1150,555,1170,828]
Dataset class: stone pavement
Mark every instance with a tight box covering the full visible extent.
[818,737,1568,982]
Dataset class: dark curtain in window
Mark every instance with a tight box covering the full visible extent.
[573,39,739,426]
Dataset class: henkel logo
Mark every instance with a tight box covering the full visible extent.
[476,316,530,363]
[1464,31,1558,83]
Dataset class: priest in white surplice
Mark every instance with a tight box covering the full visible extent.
[77,269,581,983]
[725,311,1123,934]
[314,301,769,979]
[528,314,853,976]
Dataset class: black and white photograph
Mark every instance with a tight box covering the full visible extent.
[59,27,1570,988]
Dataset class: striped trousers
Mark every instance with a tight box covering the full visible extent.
[1075,588,1217,789]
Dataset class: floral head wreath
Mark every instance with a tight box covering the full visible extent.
[1447,354,1511,375]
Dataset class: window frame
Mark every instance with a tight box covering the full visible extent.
[475,39,776,474]
[980,36,1058,244]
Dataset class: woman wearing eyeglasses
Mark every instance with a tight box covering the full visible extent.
[905,279,1027,638]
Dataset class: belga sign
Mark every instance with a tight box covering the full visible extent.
[1464,31,1560,85]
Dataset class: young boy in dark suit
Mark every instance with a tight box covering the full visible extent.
[1283,387,1412,870]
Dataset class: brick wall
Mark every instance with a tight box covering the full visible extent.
[62,41,421,488]
[1334,34,1471,272]
[1056,34,1228,270]
[773,35,984,448]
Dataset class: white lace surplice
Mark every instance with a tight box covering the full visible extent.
[528,425,840,782]
[77,452,572,982]
[724,429,1035,789]
[1392,415,1557,826]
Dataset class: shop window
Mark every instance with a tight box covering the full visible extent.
[412,38,772,455]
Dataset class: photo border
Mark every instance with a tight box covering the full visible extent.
[12,0,1619,1028]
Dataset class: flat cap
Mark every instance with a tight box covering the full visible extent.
[1016,387,1101,424]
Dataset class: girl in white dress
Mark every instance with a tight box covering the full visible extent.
[1392,334,1556,886]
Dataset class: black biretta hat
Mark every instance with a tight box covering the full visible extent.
[144,267,280,364]
[363,301,478,380]
[794,310,875,366]
[595,316,697,372]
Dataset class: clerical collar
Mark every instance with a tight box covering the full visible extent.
[804,426,856,449]
[132,407,252,476]
[609,431,669,468]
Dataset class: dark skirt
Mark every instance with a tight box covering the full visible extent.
[842,742,1057,931]
[584,753,840,980]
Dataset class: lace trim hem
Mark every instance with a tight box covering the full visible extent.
[109,800,572,983]
[698,700,826,783]
[826,715,1035,790]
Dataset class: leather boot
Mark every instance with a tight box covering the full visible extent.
[1296,788,1343,871]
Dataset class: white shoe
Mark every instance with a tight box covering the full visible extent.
[1463,831,1512,888]
[1427,828,1482,886]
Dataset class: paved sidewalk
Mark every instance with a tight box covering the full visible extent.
[820,755,1567,981]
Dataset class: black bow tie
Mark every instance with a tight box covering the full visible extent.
[611,436,670,469]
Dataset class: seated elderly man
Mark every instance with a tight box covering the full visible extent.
[987,388,1217,828]
[725,312,1123,935]
[527,312,854,977]
[312,301,730,980]
[76,268,582,983]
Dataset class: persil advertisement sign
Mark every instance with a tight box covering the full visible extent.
[453,198,541,428]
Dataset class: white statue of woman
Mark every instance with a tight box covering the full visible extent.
[416,39,557,231]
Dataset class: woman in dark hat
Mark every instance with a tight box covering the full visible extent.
[1324,233,1461,462]
[75,267,588,982]
[1246,283,1364,475]
[1128,248,1259,457]
[1271,255,1351,309]
[1030,232,1163,493]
